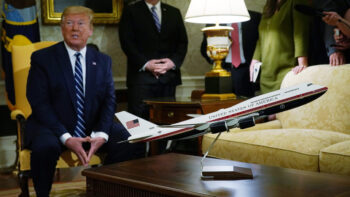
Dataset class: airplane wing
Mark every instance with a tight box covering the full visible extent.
[186,114,203,118]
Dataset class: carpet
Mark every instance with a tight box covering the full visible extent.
[0,180,86,197]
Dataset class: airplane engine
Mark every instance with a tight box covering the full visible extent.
[238,117,255,129]
[210,121,229,133]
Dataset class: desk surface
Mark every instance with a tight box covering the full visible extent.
[83,153,350,197]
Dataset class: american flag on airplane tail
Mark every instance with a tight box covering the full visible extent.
[126,119,140,129]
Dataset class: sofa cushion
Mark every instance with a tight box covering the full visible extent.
[278,65,350,135]
[202,129,350,172]
[319,140,350,176]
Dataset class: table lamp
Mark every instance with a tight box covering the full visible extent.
[185,0,253,180]
[185,0,250,100]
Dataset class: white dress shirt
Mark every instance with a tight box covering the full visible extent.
[60,42,108,144]
[145,0,162,23]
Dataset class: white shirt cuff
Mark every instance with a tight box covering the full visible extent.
[91,131,109,142]
[60,131,109,145]
[60,133,72,145]
[139,62,148,72]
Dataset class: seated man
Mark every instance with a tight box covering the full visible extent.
[25,6,144,197]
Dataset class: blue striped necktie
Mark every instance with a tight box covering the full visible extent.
[74,52,86,137]
[151,6,161,32]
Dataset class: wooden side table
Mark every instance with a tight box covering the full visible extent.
[144,97,244,155]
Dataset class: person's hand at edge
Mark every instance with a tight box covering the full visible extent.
[329,52,345,66]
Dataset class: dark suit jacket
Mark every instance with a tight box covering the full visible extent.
[25,42,115,143]
[201,11,261,67]
[119,0,188,87]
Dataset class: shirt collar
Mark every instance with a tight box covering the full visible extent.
[64,42,87,60]
[145,0,161,11]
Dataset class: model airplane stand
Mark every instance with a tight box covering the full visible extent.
[201,132,253,180]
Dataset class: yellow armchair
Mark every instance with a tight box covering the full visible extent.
[202,65,350,176]
[11,36,102,197]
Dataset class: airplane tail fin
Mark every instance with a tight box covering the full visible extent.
[115,111,157,141]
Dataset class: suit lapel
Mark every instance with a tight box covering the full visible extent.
[84,48,97,121]
[56,42,77,112]
[160,3,167,34]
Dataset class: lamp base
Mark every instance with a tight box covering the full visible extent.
[202,74,236,100]
[201,165,253,180]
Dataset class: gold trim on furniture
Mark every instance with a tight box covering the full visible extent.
[41,0,123,25]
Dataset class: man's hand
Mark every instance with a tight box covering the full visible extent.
[329,52,345,66]
[65,137,91,166]
[146,59,164,78]
[323,11,341,26]
[154,58,175,74]
[87,137,105,163]
[146,58,175,78]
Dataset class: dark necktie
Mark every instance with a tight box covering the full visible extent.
[231,23,241,68]
[151,6,161,32]
[74,52,86,137]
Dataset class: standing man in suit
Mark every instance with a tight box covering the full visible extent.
[119,0,188,120]
[201,11,261,98]
[26,6,143,197]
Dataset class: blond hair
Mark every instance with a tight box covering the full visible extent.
[61,6,94,24]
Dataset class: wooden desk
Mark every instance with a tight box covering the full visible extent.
[83,153,350,197]
[144,98,243,155]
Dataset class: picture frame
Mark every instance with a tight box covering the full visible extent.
[41,0,123,25]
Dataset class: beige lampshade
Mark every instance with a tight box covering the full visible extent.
[185,0,250,24]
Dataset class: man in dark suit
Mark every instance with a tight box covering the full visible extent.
[201,11,261,98]
[119,0,188,120]
[26,6,143,197]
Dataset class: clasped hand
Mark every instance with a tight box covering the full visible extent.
[146,58,175,78]
[322,11,341,27]
[65,136,105,166]
[333,29,350,51]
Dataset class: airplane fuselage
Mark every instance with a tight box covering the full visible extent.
[119,83,327,143]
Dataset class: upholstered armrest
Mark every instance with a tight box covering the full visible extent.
[229,119,282,133]
[11,109,25,120]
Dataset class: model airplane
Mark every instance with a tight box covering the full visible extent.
[115,83,327,143]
